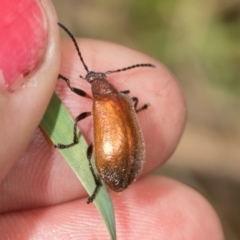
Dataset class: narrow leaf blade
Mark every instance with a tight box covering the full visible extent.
[40,92,116,240]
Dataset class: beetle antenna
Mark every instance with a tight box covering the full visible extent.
[105,63,155,75]
[58,22,89,73]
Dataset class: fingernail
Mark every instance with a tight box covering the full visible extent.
[0,0,48,91]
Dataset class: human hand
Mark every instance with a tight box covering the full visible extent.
[0,1,224,239]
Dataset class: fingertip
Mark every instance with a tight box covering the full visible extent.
[58,37,187,175]
[0,0,60,181]
[112,176,224,240]
[0,176,224,240]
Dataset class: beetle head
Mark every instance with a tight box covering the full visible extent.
[85,71,107,83]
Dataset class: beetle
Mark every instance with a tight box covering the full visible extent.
[55,23,155,203]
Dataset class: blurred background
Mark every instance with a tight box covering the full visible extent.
[52,0,240,239]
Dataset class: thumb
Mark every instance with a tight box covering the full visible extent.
[0,0,60,181]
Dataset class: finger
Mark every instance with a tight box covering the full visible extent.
[0,38,186,211]
[0,176,224,240]
[56,38,186,173]
[0,0,60,182]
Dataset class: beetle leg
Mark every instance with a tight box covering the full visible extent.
[86,144,101,203]
[132,97,149,113]
[121,91,149,113]
[54,112,91,149]
[58,74,92,99]
[120,90,130,94]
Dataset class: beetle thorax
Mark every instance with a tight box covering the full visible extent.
[90,77,118,97]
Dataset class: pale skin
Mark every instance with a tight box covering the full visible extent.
[0,3,224,239]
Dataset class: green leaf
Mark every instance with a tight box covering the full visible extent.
[40,92,116,240]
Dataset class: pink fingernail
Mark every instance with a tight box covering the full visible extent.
[0,0,47,91]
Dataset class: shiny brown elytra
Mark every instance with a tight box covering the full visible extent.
[55,23,155,203]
